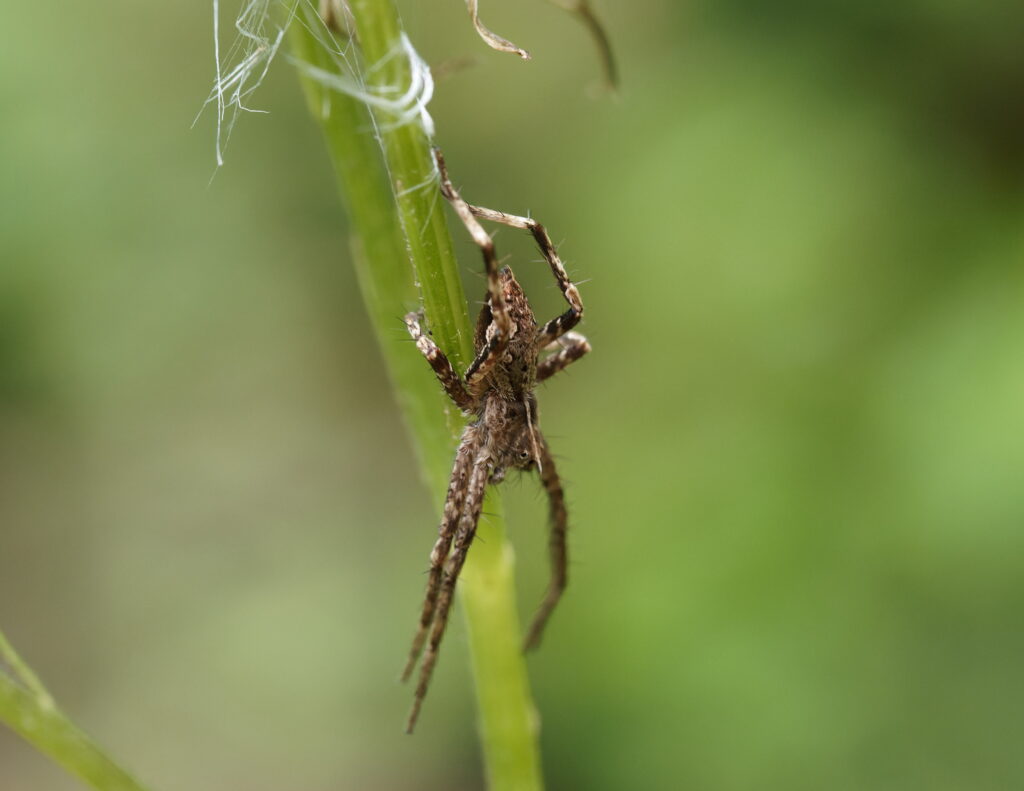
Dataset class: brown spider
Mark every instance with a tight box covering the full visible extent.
[400,149,590,732]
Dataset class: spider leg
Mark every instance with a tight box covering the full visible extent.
[537,331,591,382]
[433,149,513,389]
[404,311,473,411]
[406,450,492,733]
[401,425,483,681]
[450,190,584,346]
[523,435,569,651]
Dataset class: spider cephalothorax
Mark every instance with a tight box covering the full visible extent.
[400,149,590,732]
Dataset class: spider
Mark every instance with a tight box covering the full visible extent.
[400,148,590,732]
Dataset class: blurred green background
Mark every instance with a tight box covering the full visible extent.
[2,1,1023,789]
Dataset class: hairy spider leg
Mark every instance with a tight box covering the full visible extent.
[522,437,569,651]
[433,148,513,390]
[401,426,484,681]
[404,311,473,411]
[537,331,591,382]
[457,200,584,346]
[406,452,492,733]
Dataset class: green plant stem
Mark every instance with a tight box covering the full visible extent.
[291,5,544,789]
[0,630,150,791]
